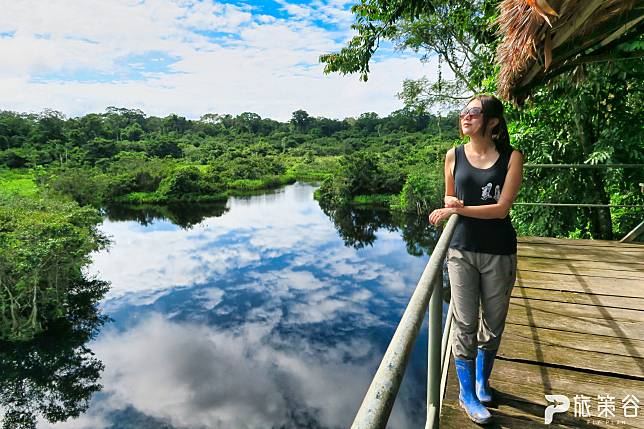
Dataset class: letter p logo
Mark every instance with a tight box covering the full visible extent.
[544,394,570,424]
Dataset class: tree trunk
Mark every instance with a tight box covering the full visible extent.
[572,99,613,239]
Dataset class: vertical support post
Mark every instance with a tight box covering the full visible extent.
[426,270,442,429]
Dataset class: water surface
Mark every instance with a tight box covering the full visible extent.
[39,183,442,429]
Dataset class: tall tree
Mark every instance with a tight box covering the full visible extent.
[290,109,313,133]
[320,0,500,111]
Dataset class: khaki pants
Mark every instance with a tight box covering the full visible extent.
[447,248,517,360]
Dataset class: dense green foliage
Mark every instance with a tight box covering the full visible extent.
[317,139,450,214]
[320,0,643,240]
[0,193,108,340]
[509,61,644,239]
[0,107,459,207]
[0,107,455,168]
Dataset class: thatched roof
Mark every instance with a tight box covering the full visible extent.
[496,0,644,105]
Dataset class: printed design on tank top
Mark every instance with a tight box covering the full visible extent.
[481,183,501,201]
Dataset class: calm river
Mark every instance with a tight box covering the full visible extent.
[39,182,445,429]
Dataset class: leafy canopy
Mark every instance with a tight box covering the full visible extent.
[320,0,501,110]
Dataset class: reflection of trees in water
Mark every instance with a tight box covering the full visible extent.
[320,203,439,256]
[0,277,109,429]
[104,202,229,229]
[320,204,394,249]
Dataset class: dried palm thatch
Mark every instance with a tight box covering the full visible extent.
[496,0,644,105]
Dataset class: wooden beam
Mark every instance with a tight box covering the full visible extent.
[599,13,644,47]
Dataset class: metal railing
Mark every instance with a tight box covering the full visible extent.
[519,163,644,209]
[351,214,459,429]
[519,163,644,240]
[523,163,643,169]
[621,220,644,242]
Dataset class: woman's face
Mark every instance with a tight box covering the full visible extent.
[460,99,484,137]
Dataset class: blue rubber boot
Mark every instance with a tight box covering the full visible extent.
[455,357,492,424]
[476,347,497,404]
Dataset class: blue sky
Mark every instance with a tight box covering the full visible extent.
[0,0,440,121]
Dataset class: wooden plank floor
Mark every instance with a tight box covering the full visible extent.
[440,237,644,428]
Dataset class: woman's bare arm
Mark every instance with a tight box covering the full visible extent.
[443,148,463,207]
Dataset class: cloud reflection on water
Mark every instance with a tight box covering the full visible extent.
[54,183,431,429]
[42,313,420,429]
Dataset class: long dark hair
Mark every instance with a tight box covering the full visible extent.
[460,94,513,155]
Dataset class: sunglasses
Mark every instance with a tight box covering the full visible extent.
[459,107,483,118]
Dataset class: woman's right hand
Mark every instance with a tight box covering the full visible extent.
[429,207,456,225]
[444,196,464,208]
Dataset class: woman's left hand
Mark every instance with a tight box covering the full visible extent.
[428,207,456,225]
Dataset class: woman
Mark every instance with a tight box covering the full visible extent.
[429,95,523,424]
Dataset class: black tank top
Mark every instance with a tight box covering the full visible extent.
[449,144,517,255]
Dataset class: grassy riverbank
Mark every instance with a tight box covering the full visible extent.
[0,169,38,198]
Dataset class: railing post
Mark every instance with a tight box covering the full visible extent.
[620,219,644,242]
[426,268,442,429]
[350,214,458,429]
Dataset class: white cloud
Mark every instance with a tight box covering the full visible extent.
[195,287,225,310]
[275,0,313,21]
[277,0,355,26]
[180,2,253,30]
[39,314,420,429]
[0,0,438,120]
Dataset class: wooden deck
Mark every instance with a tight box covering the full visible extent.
[440,236,644,428]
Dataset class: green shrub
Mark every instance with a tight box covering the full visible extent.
[392,162,444,214]
[49,168,106,206]
[157,166,203,198]
[0,195,108,340]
